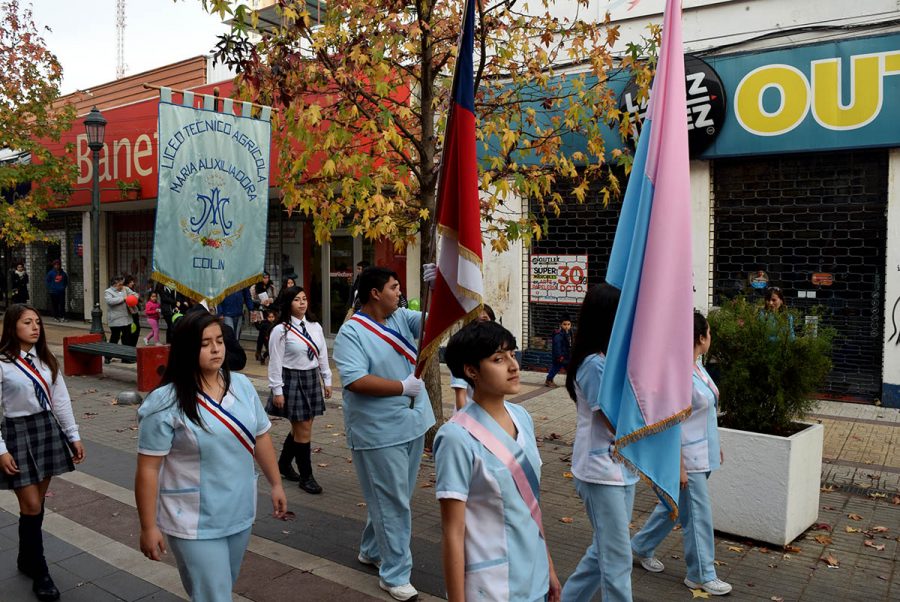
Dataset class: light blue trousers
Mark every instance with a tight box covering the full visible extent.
[631,471,717,584]
[167,527,252,602]
[352,436,425,587]
[561,479,635,602]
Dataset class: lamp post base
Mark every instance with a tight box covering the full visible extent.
[89,303,105,341]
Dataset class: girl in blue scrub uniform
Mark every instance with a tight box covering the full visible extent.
[560,284,638,602]
[631,312,732,596]
[135,311,287,602]
[436,320,560,602]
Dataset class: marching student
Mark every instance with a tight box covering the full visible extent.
[436,320,561,602]
[0,304,85,602]
[631,311,732,596]
[560,284,638,602]
[135,311,286,602]
[266,286,332,494]
[449,303,496,410]
[333,266,435,601]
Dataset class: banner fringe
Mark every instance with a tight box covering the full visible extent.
[438,225,483,269]
[151,271,263,308]
[416,303,483,378]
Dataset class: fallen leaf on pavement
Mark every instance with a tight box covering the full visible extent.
[868,492,886,500]
[559,517,574,524]
[814,535,832,545]
[820,485,836,492]
[325,424,334,428]
[356,502,366,507]
[814,523,832,531]
[727,546,743,553]
[546,433,561,441]
[713,560,728,567]
[864,540,886,551]
[317,463,328,468]
[847,513,863,521]
[870,526,889,533]
[821,554,840,568]
[562,471,573,479]
[878,575,888,581]
[312,447,323,453]
[758,547,769,553]
[670,555,681,560]
[690,589,710,599]
[767,563,777,568]
[845,526,861,533]
[784,545,802,554]
[771,596,784,601]
[821,505,836,511]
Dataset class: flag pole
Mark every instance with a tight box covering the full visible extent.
[414,0,473,376]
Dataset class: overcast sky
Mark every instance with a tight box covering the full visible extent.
[31,0,230,94]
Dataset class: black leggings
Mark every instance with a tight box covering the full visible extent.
[109,325,129,345]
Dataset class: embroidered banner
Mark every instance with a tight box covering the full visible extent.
[152,88,272,305]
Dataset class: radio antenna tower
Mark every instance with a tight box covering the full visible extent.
[116,0,126,79]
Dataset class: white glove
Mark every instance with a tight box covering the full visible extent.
[422,263,437,289]
[400,373,424,398]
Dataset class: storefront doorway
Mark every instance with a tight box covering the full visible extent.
[320,231,375,335]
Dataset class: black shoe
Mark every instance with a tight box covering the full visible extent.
[32,574,60,602]
[255,351,262,362]
[298,475,323,494]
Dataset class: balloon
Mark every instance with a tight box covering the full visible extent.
[130,322,138,333]
[125,294,139,307]
[408,298,421,311]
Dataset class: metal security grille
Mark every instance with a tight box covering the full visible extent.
[111,210,156,296]
[712,150,888,401]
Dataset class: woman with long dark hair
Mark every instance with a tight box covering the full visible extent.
[0,304,85,601]
[266,286,332,494]
[135,311,286,601]
[561,284,639,602]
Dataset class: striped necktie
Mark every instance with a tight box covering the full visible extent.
[299,321,315,361]
[24,353,50,410]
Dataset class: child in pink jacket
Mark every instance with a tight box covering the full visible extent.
[143,292,161,345]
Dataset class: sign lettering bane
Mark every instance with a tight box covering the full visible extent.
[530,255,588,305]
[152,89,272,305]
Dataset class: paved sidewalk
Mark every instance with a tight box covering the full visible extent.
[2,318,896,601]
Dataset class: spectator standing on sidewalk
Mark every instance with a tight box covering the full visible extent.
[10,262,29,304]
[436,320,561,602]
[123,275,142,348]
[143,292,162,346]
[155,283,178,344]
[266,287,332,494]
[631,312,732,597]
[251,272,276,362]
[104,276,132,363]
[332,266,435,602]
[560,285,637,602]
[0,304,86,602]
[44,260,68,322]
[545,315,573,387]
[216,288,254,341]
[135,310,286,601]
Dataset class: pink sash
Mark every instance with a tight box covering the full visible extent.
[693,363,719,399]
[451,412,545,538]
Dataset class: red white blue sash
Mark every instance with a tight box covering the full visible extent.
[694,362,719,400]
[350,312,417,365]
[13,356,52,410]
[285,323,319,358]
[451,411,545,538]
[197,391,256,455]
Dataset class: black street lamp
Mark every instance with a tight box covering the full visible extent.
[83,107,106,339]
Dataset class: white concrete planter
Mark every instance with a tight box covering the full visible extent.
[707,422,823,546]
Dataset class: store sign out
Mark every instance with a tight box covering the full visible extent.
[530,255,588,305]
[701,32,900,158]
[75,132,157,185]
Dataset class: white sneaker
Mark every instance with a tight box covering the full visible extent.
[637,556,665,573]
[378,580,418,601]
[143,337,149,346]
[684,577,732,596]
[357,553,382,569]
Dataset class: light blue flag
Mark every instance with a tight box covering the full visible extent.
[152,89,272,305]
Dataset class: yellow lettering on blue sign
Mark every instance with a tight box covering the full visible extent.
[735,51,900,137]
[735,65,809,136]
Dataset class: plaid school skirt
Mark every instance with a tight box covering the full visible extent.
[1,411,75,490]
[266,367,325,422]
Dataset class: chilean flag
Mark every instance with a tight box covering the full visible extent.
[416,0,483,377]
[597,0,693,515]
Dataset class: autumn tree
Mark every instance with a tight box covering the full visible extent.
[0,0,76,243]
[199,0,653,429]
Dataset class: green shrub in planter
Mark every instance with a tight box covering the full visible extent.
[706,297,834,437]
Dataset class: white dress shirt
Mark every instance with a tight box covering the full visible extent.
[267,315,332,395]
[0,350,81,455]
